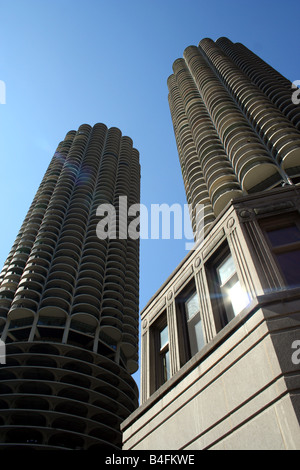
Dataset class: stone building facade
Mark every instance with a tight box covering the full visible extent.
[122,186,300,450]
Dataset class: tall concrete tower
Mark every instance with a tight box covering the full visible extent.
[167,37,300,235]
[0,123,140,450]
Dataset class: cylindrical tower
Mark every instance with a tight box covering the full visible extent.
[167,37,300,231]
[0,123,140,450]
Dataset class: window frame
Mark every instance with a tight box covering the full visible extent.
[158,323,170,385]
[176,281,206,366]
[150,313,170,392]
[184,291,205,358]
[260,212,300,288]
[216,253,243,323]
[206,243,248,331]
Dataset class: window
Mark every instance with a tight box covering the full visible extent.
[159,324,170,384]
[150,314,171,392]
[176,282,206,365]
[261,213,300,288]
[216,254,250,322]
[207,246,250,329]
[184,292,205,357]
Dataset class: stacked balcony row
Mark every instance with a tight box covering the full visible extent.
[171,56,244,216]
[167,74,215,234]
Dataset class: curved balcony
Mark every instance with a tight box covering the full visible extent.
[241,161,281,192]
[16,276,43,294]
[51,253,79,270]
[73,293,100,310]
[76,276,102,292]
[123,314,138,330]
[39,296,70,314]
[74,285,101,301]
[15,286,42,304]
[100,315,122,342]
[0,277,19,292]
[37,308,66,328]
[37,224,60,238]
[101,290,123,310]
[123,323,138,338]
[34,235,57,249]
[38,306,68,322]
[10,295,39,313]
[279,145,300,171]
[101,306,122,324]
[123,291,138,309]
[48,262,77,279]
[84,234,108,250]
[79,263,105,282]
[22,264,48,279]
[56,245,81,263]
[77,270,103,287]
[58,231,84,246]
[206,162,236,194]
[71,302,100,319]
[67,206,89,224]
[42,287,72,305]
[26,255,51,270]
[45,278,74,294]
[69,313,98,336]
[120,334,136,359]
[7,305,35,323]
[212,183,244,216]
[104,278,124,295]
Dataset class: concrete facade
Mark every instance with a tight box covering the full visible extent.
[122,186,300,450]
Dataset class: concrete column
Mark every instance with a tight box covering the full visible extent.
[166,292,181,376]
[194,259,216,342]
[62,315,71,344]
[1,319,10,343]
[141,324,149,404]
[28,313,39,342]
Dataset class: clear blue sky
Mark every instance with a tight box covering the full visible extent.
[0,0,299,390]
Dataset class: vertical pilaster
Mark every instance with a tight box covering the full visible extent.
[141,321,149,403]
[194,257,216,342]
[166,291,181,376]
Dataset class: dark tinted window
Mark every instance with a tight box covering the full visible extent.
[276,250,300,287]
[266,225,300,247]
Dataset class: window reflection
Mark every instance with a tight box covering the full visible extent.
[185,292,205,357]
[216,254,249,322]
[266,225,300,247]
[266,224,300,288]
[159,324,170,383]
